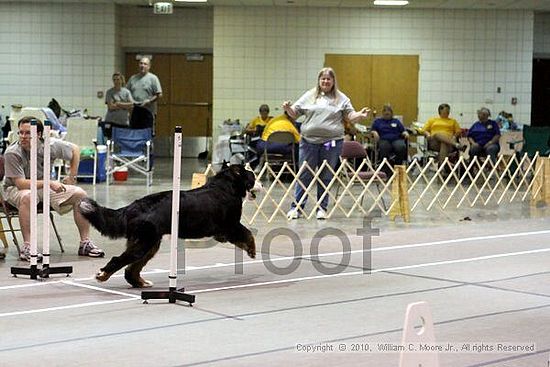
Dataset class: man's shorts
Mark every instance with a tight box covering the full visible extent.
[2,184,83,215]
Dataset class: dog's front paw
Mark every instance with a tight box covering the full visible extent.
[96,271,111,282]
[128,279,154,288]
[131,277,154,288]
[124,270,154,288]
[246,244,256,259]
[140,279,154,288]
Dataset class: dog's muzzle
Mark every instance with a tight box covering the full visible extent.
[246,181,263,201]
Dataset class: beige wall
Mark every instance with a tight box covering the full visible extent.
[0,4,546,135]
[0,3,212,118]
[0,2,116,116]
[213,7,534,134]
[534,12,550,56]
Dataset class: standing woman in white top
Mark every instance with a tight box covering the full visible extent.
[283,67,370,220]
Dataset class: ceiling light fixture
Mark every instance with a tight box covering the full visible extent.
[174,0,207,2]
[373,0,409,6]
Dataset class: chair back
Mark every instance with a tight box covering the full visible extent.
[341,141,367,159]
[267,131,295,144]
[112,127,153,156]
[228,132,247,155]
[264,131,296,171]
[522,125,550,157]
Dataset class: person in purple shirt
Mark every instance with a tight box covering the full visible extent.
[467,107,500,162]
[370,105,409,165]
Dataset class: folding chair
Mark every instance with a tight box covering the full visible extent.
[64,117,100,184]
[508,125,550,158]
[263,131,297,171]
[229,129,263,166]
[505,126,550,176]
[229,132,248,158]
[0,156,64,256]
[340,141,388,179]
[337,140,387,209]
[106,127,153,186]
[409,126,465,169]
[353,123,378,164]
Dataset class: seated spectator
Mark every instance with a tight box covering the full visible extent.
[467,107,500,162]
[1,117,105,261]
[370,105,408,165]
[420,103,465,165]
[244,104,274,167]
[245,104,273,136]
[253,112,300,169]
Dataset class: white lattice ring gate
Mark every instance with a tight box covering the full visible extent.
[199,154,550,224]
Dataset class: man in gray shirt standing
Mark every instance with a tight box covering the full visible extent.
[126,57,163,134]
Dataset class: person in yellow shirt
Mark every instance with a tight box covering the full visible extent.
[253,112,300,169]
[260,113,300,143]
[243,104,274,167]
[245,104,273,135]
[420,103,465,165]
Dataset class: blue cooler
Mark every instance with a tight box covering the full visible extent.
[96,145,107,182]
[77,145,107,182]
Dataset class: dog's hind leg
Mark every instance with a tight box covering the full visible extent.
[124,239,162,288]
[227,224,256,259]
[96,239,152,283]
[97,219,163,285]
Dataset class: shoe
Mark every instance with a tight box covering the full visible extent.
[287,207,301,220]
[19,243,43,262]
[316,208,327,220]
[0,250,5,260]
[78,239,105,258]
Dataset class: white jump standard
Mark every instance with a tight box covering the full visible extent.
[140,126,195,305]
[10,119,73,279]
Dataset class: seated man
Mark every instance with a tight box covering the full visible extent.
[244,104,273,167]
[254,112,300,169]
[467,107,500,162]
[419,103,466,165]
[370,105,408,165]
[245,104,273,136]
[2,117,105,261]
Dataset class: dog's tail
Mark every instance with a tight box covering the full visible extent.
[79,198,127,239]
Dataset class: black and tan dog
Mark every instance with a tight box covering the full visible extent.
[79,164,260,288]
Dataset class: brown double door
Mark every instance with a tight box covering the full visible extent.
[325,54,419,125]
[125,53,213,138]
